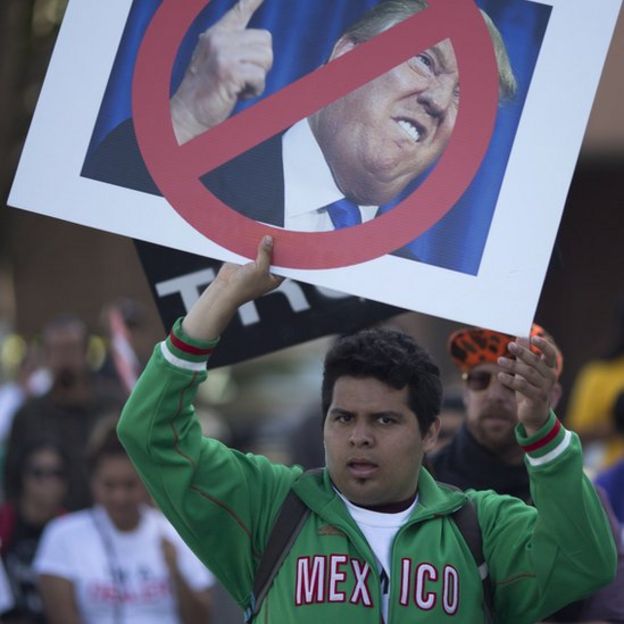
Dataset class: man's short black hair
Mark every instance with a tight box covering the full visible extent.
[321,328,442,434]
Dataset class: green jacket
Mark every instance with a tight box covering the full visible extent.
[118,323,616,623]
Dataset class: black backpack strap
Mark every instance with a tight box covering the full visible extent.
[244,469,321,622]
[451,500,495,623]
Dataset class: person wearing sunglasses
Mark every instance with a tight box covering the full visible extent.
[0,437,69,623]
[429,324,562,501]
[429,324,624,623]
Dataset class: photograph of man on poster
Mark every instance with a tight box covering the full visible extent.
[83,0,550,275]
[168,0,516,232]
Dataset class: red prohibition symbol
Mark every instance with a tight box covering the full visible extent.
[132,0,499,269]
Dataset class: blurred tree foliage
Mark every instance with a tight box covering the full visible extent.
[0,0,67,323]
[0,0,68,257]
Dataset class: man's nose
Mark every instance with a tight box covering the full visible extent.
[417,75,456,118]
[349,421,374,447]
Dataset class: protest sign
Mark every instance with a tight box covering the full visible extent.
[9,0,622,335]
[135,240,402,369]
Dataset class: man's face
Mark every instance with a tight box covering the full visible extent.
[323,375,439,506]
[43,324,89,386]
[311,37,459,206]
[463,363,518,453]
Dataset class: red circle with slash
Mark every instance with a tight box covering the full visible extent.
[133,0,498,268]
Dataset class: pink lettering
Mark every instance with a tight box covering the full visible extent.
[399,558,411,606]
[89,583,118,604]
[415,563,437,611]
[349,559,373,607]
[328,555,348,602]
[295,556,326,605]
[443,565,459,614]
[294,555,376,608]
[140,579,171,601]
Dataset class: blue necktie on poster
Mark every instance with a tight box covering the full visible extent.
[326,198,362,230]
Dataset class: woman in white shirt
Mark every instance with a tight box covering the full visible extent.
[34,417,214,624]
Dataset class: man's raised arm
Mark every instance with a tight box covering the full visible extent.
[481,334,618,620]
[182,235,283,340]
[117,237,290,605]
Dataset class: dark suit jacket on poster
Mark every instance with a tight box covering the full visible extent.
[82,119,423,262]
[83,118,287,227]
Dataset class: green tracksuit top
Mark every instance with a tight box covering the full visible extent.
[117,321,617,624]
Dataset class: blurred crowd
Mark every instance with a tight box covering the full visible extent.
[0,300,623,623]
[0,300,214,623]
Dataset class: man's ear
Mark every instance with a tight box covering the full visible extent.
[423,417,441,454]
[328,36,357,62]
[549,382,562,411]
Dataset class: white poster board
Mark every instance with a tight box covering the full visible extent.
[9,0,622,335]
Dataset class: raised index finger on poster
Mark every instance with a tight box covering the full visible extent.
[217,0,265,30]
[133,0,498,269]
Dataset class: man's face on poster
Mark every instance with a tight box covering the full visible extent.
[311,37,459,206]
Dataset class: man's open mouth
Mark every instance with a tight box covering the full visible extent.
[347,460,379,478]
[396,117,425,143]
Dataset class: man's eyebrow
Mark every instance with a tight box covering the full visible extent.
[370,410,406,420]
[328,408,407,419]
[328,407,352,415]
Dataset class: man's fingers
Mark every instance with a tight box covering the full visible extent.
[254,235,284,289]
[530,335,558,369]
[509,339,556,374]
[255,235,274,274]
[500,338,557,407]
[193,28,272,69]
[242,33,274,70]
[219,0,264,31]
[498,354,540,383]
[235,63,268,99]
[507,341,540,368]
[497,370,549,404]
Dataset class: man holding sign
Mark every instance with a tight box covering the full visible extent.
[90,0,516,234]
[118,237,615,623]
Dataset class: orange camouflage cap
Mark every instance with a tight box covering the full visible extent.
[448,324,563,378]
